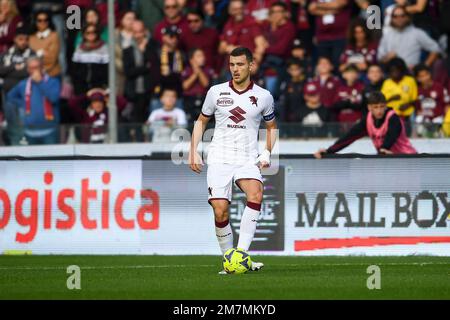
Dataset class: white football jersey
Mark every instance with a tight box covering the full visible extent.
[201,81,275,165]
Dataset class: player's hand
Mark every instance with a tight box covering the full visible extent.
[379,148,393,155]
[189,151,203,173]
[256,149,271,169]
[314,148,327,159]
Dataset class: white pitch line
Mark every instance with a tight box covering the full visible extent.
[0,262,448,271]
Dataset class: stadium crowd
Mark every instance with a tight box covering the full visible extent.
[0,0,450,145]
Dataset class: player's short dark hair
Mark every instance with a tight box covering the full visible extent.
[230,47,253,62]
[367,91,387,105]
[413,63,431,77]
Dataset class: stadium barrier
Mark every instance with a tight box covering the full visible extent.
[0,144,449,256]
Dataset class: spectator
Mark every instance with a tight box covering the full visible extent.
[134,0,164,33]
[153,0,190,44]
[0,0,23,55]
[381,57,418,135]
[314,91,417,157]
[31,1,66,74]
[123,20,160,140]
[245,0,281,23]
[71,24,109,95]
[147,87,187,142]
[259,1,296,97]
[290,38,313,77]
[406,0,440,39]
[333,64,365,125]
[158,25,185,96]
[308,0,351,68]
[218,0,267,73]
[306,56,342,112]
[202,0,220,29]
[299,82,329,137]
[181,8,219,71]
[290,0,313,55]
[383,0,407,29]
[69,89,108,143]
[74,7,108,48]
[6,57,61,145]
[279,58,306,122]
[0,25,34,145]
[339,18,378,73]
[115,10,136,96]
[29,10,61,77]
[377,5,441,69]
[182,48,215,122]
[362,63,385,112]
[0,25,34,94]
[414,63,450,136]
[443,105,450,137]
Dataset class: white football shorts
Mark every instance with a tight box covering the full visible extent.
[206,163,263,204]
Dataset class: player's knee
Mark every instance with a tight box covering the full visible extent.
[213,205,229,222]
[214,210,229,222]
[247,191,263,204]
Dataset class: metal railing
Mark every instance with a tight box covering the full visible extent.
[0,122,448,146]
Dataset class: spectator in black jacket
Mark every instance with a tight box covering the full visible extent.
[122,20,160,141]
[71,24,109,95]
[0,26,35,94]
[0,25,35,145]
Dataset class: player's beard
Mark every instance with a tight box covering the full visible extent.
[233,70,250,85]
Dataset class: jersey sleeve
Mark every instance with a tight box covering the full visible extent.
[262,93,276,122]
[201,88,216,117]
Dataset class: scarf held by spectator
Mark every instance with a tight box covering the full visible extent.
[25,75,54,120]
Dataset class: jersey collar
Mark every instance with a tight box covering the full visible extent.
[229,80,254,95]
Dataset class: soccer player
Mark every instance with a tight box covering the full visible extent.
[189,47,277,274]
[314,91,417,158]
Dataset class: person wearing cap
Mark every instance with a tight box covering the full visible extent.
[314,91,417,158]
[0,25,35,145]
[298,81,329,137]
[0,25,35,94]
[69,89,109,144]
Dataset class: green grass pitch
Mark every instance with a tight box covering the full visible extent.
[0,255,449,299]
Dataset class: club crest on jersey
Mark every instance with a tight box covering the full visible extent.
[249,96,258,107]
[217,97,234,107]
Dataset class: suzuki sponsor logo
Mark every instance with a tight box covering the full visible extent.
[229,106,246,124]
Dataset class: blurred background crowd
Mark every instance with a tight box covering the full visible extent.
[0,0,450,145]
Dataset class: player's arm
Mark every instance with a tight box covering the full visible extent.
[257,96,277,169]
[379,114,402,154]
[314,119,367,159]
[189,88,215,173]
[256,119,277,169]
[189,113,210,173]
